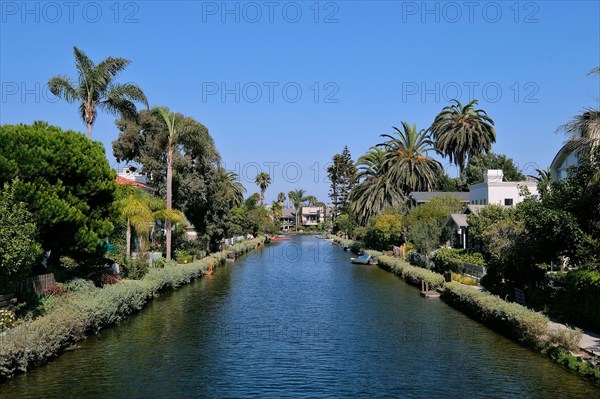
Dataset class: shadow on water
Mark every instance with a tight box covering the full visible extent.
[2,236,599,398]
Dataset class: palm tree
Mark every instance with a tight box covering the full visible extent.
[224,170,246,207]
[288,189,308,229]
[255,172,271,205]
[118,190,154,258]
[349,146,405,225]
[277,192,286,204]
[529,167,552,184]
[48,46,148,139]
[152,106,186,260]
[379,122,441,192]
[305,195,318,206]
[430,99,496,180]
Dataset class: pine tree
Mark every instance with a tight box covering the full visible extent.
[327,146,357,219]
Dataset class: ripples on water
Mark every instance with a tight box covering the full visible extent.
[2,236,598,398]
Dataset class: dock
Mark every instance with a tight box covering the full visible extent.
[419,281,441,298]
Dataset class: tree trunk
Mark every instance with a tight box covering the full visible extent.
[86,122,92,140]
[166,137,173,261]
[126,219,131,258]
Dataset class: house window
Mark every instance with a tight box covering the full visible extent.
[504,198,513,206]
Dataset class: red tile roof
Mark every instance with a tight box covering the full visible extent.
[115,175,151,189]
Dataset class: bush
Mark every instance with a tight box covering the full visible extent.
[548,327,583,352]
[378,256,444,289]
[64,278,96,293]
[122,256,149,280]
[550,269,600,331]
[58,256,79,270]
[151,257,176,269]
[541,345,600,386]
[441,282,548,347]
[0,236,265,379]
[43,283,68,297]
[0,309,16,332]
[431,248,485,274]
[451,272,478,286]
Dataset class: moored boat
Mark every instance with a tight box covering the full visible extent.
[351,254,372,265]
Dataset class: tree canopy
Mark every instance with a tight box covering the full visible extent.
[0,122,116,261]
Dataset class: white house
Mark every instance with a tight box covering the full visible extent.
[301,206,325,226]
[549,144,580,181]
[469,170,538,207]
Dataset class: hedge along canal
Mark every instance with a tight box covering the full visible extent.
[335,235,600,387]
[0,237,266,380]
[2,235,599,398]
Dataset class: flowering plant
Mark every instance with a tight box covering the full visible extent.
[0,308,16,331]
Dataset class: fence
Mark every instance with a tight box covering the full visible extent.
[0,273,57,299]
[464,263,487,278]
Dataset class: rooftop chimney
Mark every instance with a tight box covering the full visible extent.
[484,169,504,183]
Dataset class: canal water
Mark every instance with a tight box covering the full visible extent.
[2,236,598,398]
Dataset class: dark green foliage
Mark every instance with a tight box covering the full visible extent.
[550,270,600,331]
[0,182,43,281]
[0,123,116,262]
[431,248,485,274]
[464,152,525,185]
[442,282,548,347]
[362,213,405,251]
[328,146,356,218]
[541,345,600,386]
[112,110,227,250]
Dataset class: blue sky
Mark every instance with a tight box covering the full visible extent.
[1,1,599,203]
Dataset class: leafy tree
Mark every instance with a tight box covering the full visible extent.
[363,213,405,250]
[225,170,246,208]
[48,46,148,139]
[467,205,514,251]
[464,152,525,185]
[430,99,496,180]
[113,109,222,252]
[0,122,116,262]
[0,181,43,281]
[349,146,405,225]
[327,146,356,219]
[379,122,441,192]
[433,168,467,192]
[117,189,154,258]
[405,195,464,255]
[255,172,271,204]
[334,214,354,237]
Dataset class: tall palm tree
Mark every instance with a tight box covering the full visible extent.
[277,192,286,204]
[48,46,148,139]
[152,106,186,260]
[224,170,246,207]
[349,146,405,225]
[288,189,308,229]
[379,122,441,192]
[255,172,271,205]
[430,99,496,179]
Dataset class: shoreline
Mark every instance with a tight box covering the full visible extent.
[0,237,266,381]
[329,235,600,387]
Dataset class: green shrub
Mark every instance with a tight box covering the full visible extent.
[548,327,582,352]
[64,278,96,293]
[442,282,548,347]
[377,256,444,289]
[58,256,79,270]
[151,257,176,269]
[431,248,485,274]
[0,309,16,332]
[541,345,600,386]
[550,269,600,331]
[122,256,149,280]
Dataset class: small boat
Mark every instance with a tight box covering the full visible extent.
[270,235,291,241]
[315,235,328,239]
[351,254,372,265]
[343,244,349,251]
